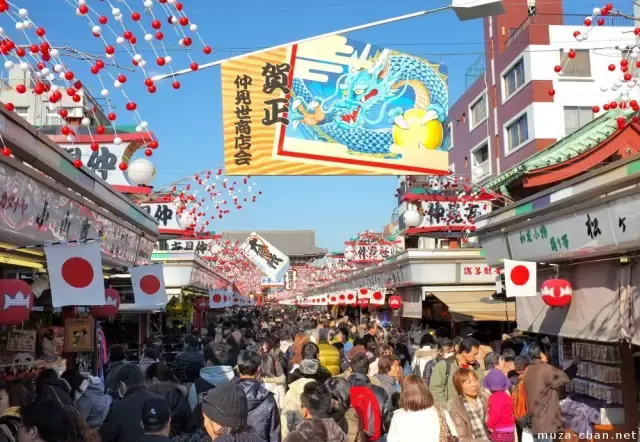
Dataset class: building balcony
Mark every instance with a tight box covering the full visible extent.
[505,13,635,50]
[471,159,491,183]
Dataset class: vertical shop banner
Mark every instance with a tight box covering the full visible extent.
[221,35,449,175]
[240,232,290,280]
[129,264,168,307]
[44,242,106,307]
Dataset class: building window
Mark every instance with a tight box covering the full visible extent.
[506,114,529,151]
[446,122,453,150]
[470,94,487,128]
[563,106,593,135]
[560,50,591,77]
[503,59,525,98]
[15,107,28,119]
[472,143,489,164]
[46,113,62,126]
[471,141,490,182]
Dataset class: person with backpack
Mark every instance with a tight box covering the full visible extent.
[347,353,393,441]
[430,337,484,410]
[422,338,454,386]
[187,343,236,412]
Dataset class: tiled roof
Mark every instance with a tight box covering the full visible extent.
[222,230,328,257]
[484,110,624,193]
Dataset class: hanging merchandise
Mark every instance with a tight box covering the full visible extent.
[541,279,572,307]
[504,259,537,298]
[90,289,121,319]
[44,242,106,307]
[63,318,95,353]
[0,280,33,325]
[128,264,168,307]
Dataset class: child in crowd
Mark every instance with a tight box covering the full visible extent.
[483,369,516,442]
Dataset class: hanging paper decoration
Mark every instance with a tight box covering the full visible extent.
[240,232,290,280]
[358,288,371,299]
[369,289,385,306]
[209,289,232,309]
[357,298,369,309]
[44,242,106,307]
[129,264,168,307]
[388,295,402,310]
[193,297,208,312]
[0,280,33,325]
[345,291,357,305]
[541,279,573,308]
[90,288,121,318]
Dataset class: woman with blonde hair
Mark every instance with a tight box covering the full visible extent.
[287,333,310,374]
[387,375,457,442]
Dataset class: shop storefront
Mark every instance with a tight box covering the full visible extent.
[302,248,514,333]
[476,155,640,434]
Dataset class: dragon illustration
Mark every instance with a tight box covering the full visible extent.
[289,45,449,159]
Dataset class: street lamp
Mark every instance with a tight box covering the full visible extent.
[151,0,504,82]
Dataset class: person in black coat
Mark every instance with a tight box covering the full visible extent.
[234,351,281,442]
[99,363,162,442]
[35,369,75,409]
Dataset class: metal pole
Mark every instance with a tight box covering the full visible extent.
[151,6,452,82]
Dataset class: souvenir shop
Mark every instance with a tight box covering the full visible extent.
[0,110,159,381]
[477,156,640,435]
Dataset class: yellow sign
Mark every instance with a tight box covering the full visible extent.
[221,35,449,176]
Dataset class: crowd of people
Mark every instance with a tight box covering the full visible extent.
[0,308,581,442]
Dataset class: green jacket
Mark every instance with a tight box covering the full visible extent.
[429,358,484,410]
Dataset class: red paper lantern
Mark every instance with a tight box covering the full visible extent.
[90,288,120,318]
[541,279,572,308]
[357,298,369,308]
[0,280,33,325]
[193,298,208,312]
[388,295,402,310]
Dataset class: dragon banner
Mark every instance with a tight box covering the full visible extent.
[239,232,290,280]
[221,35,449,175]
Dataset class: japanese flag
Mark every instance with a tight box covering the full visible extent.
[358,288,371,299]
[345,290,357,305]
[45,242,105,307]
[328,292,339,305]
[369,288,385,306]
[210,290,231,309]
[129,264,168,307]
[504,260,537,298]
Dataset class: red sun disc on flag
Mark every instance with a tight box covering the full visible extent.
[510,265,530,286]
[140,275,160,295]
[61,257,94,288]
[347,294,354,300]
[373,291,383,301]
[359,288,367,295]
[212,294,221,303]
[339,294,345,300]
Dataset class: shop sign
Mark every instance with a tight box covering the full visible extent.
[331,258,359,272]
[0,163,152,266]
[459,264,501,283]
[61,142,129,185]
[350,245,394,263]
[284,270,296,290]
[261,276,285,287]
[352,267,405,289]
[140,202,184,230]
[190,266,223,290]
[163,239,214,256]
[416,200,490,228]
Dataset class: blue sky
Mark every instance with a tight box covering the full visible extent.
[25,0,613,250]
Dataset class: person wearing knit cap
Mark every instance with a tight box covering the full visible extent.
[201,382,262,442]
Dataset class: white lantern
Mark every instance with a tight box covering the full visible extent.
[403,206,422,227]
[127,158,156,186]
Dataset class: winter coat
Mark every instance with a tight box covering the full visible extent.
[138,435,172,442]
[173,428,264,442]
[147,382,189,435]
[287,363,332,385]
[174,348,204,372]
[138,357,159,376]
[374,373,400,403]
[331,406,366,442]
[105,360,127,399]
[523,359,570,435]
[317,341,341,375]
[73,376,112,429]
[430,358,484,410]
[486,390,515,431]
[187,365,236,411]
[0,407,21,442]
[448,393,491,442]
[280,378,314,439]
[346,372,393,432]
[234,378,281,442]
[387,406,458,442]
[262,375,286,410]
[37,377,75,409]
[283,418,348,442]
[269,348,287,377]
[99,385,162,442]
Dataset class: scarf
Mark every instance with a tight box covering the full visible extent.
[462,396,489,439]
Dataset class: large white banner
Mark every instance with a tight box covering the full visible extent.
[240,232,290,280]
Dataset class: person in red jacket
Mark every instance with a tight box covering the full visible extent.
[482,369,515,442]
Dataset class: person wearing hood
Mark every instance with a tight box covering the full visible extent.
[261,353,286,410]
[174,335,204,374]
[34,369,75,409]
[105,344,127,401]
[188,343,236,412]
[283,381,347,442]
[139,398,173,442]
[288,343,332,385]
[0,380,34,442]
[61,369,112,429]
[144,362,189,435]
[234,351,281,442]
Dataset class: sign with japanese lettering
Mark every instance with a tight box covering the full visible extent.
[459,264,501,283]
[239,232,290,280]
[163,239,213,256]
[221,35,449,176]
[0,163,152,266]
[260,277,285,287]
[350,245,394,263]
[60,142,130,186]
[190,265,225,290]
[139,202,183,230]
[416,200,490,228]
